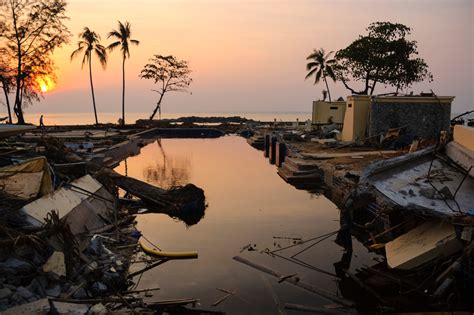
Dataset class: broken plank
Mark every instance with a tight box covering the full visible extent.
[212,293,233,306]
[233,255,353,307]
[127,259,169,279]
[285,303,356,314]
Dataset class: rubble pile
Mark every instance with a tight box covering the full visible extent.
[0,130,208,313]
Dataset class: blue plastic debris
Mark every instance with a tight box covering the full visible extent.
[130,230,142,238]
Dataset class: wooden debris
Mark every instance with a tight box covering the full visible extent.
[127,259,169,279]
[212,292,234,306]
[233,255,353,307]
[285,303,356,314]
[278,273,298,283]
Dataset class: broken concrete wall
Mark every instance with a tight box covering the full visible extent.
[368,96,453,140]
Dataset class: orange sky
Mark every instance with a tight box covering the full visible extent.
[15,0,474,117]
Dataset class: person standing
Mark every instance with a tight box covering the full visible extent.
[39,115,45,129]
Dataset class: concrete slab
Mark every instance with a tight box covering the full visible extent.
[369,156,474,217]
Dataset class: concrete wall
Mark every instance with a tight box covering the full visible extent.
[448,125,474,176]
[312,101,346,124]
[341,95,371,142]
[453,125,474,152]
[368,96,453,140]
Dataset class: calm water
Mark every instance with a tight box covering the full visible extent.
[115,136,374,314]
[22,111,311,125]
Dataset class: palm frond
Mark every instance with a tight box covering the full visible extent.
[315,68,322,84]
[107,41,121,52]
[305,68,317,80]
[81,50,90,69]
[326,66,336,81]
[70,44,85,61]
[107,30,122,40]
[94,46,108,69]
[324,50,334,60]
[306,62,318,71]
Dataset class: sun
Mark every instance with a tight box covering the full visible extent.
[35,75,55,93]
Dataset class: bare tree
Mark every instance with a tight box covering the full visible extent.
[139,55,192,120]
[1,0,70,124]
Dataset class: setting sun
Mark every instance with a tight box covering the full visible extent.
[35,75,55,93]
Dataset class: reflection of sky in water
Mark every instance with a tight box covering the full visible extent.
[142,139,191,189]
[115,136,376,314]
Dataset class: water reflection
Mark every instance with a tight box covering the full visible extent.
[143,140,191,189]
[115,137,376,314]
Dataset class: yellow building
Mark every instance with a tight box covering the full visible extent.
[447,125,474,176]
[341,95,371,141]
[312,100,346,124]
[340,95,454,142]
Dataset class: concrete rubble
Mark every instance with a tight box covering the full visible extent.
[0,122,214,314]
[244,97,474,312]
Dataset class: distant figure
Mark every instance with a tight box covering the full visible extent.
[39,115,45,129]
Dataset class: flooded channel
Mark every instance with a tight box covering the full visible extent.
[115,136,376,314]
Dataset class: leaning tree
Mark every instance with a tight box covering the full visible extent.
[335,22,432,95]
[139,55,192,120]
[1,0,70,124]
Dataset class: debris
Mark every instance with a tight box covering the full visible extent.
[20,175,113,234]
[284,302,356,314]
[0,288,13,300]
[233,255,353,307]
[239,243,251,253]
[139,238,198,259]
[278,273,298,283]
[0,157,53,200]
[42,251,66,277]
[212,291,234,306]
[385,221,463,270]
[88,303,108,315]
[98,168,206,226]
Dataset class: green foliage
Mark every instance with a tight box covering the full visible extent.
[140,55,192,120]
[335,21,433,95]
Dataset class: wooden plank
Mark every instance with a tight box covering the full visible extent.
[233,256,353,307]
[285,303,356,314]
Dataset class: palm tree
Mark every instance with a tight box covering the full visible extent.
[305,48,336,102]
[107,21,139,125]
[71,27,107,125]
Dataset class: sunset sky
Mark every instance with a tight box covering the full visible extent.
[21,0,474,117]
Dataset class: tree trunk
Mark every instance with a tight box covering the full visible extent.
[369,80,377,95]
[2,84,12,124]
[14,47,25,125]
[149,92,165,120]
[89,56,99,125]
[323,75,332,102]
[121,57,125,126]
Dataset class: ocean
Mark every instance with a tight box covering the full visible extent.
[21,112,312,126]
